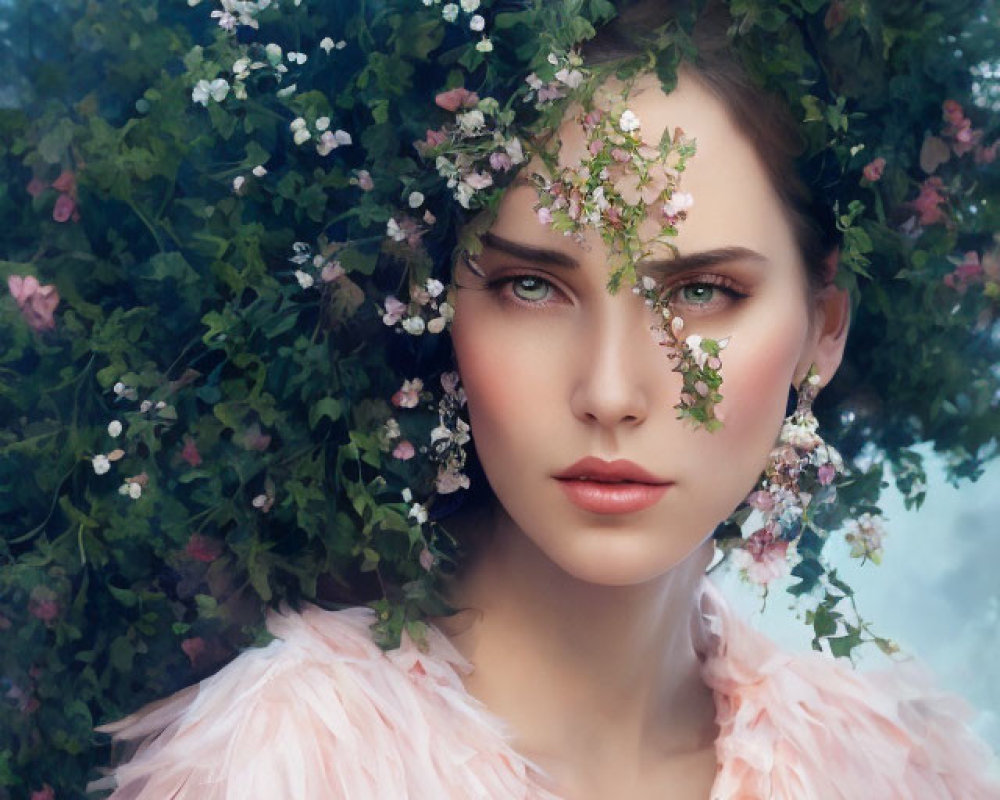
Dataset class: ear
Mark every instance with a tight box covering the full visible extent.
[798,281,851,389]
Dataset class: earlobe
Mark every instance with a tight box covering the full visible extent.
[803,283,851,388]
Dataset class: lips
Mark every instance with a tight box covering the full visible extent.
[553,457,672,514]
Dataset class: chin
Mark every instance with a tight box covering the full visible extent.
[535,530,713,587]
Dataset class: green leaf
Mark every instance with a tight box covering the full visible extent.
[309,397,343,429]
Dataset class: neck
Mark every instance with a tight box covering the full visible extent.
[433,503,718,784]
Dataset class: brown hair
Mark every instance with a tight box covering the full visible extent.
[581,0,838,296]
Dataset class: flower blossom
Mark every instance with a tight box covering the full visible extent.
[7,275,60,332]
[28,586,60,624]
[943,251,984,293]
[435,468,470,494]
[619,109,641,133]
[912,177,947,226]
[734,528,791,585]
[844,512,886,563]
[435,87,480,112]
[391,378,424,409]
[862,157,886,182]
[180,436,202,467]
[316,129,352,156]
[382,295,407,325]
[192,78,230,106]
[392,440,416,460]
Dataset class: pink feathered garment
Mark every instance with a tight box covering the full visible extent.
[93,579,1000,799]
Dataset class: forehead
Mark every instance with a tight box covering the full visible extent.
[492,72,799,268]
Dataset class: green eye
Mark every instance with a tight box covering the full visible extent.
[680,284,715,304]
[511,276,552,302]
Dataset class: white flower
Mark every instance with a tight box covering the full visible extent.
[192,79,226,106]
[293,127,311,145]
[619,109,641,132]
[92,454,111,475]
[401,487,413,503]
[107,420,123,438]
[409,503,429,525]
[287,51,307,65]
[555,68,584,88]
[265,43,282,64]
[294,270,314,289]
[663,191,694,216]
[316,129,352,155]
[641,275,657,292]
[232,175,246,193]
[252,165,268,177]
[402,316,426,335]
[460,0,479,11]
[426,278,444,297]
[504,137,525,164]
[113,381,126,396]
[290,117,307,131]
[140,400,152,413]
[441,3,459,21]
[457,109,485,133]
[454,181,475,208]
[276,83,297,99]
[127,481,142,499]
[334,40,347,49]
[475,37,493,53]
[386,218,406,242]
[319,36,335,53]
[525,73,543,90]
[408,191,425,208]
[232,57,250,78]
[435,469,470,494]
[315,116,330,131]
[469,14,485,31]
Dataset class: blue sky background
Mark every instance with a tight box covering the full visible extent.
[714,442,1000,764]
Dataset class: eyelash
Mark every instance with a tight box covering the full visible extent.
[481,270,749,312]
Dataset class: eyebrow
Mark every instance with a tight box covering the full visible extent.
[478,232,768,276]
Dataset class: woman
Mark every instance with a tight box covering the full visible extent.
[92,2,999,797]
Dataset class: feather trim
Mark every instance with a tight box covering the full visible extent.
[697,580,1000,799]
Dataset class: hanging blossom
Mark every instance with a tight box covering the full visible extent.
[429,371,471,494]
[844,512,887,564]
[524,50,588,107]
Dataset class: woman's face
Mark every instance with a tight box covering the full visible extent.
[450,72,830,585]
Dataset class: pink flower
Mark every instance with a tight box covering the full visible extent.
[391,378,423,409]
[51,170,76,194]
[912,177,947,226]
[434,87,479,112]
[392,440,416,460]
[419,546,434,571]
[26,177,48,197]
[7,275,60,332]
[817,462,837,485]
[382,295,407,325]
[943,252,984,293]
[435,469,470,494]
[862,157,885,182]
[240,423,272,451]
[352,169,375,191]
[28,586,60,624]
[185,534,222,562]
[489,151,513,172]
[588,139,603,156]
[610,147,630,163]
[737,529,791,585]
[747,489,775,512]
[536,207,553,226]
[52,193,76,222]
[181,637,207,668]
[942,99,965,127]
[537,85,564,103]
[30,784,55,800]
[180,436,202,467]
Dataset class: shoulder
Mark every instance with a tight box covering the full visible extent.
[697,580,1000,800]
[93,604,557,799]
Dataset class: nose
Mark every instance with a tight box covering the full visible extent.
[568,297,657,429]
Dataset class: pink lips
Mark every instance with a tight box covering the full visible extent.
[553,457,673,514]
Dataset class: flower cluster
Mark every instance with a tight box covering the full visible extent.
[530,101,697,292]
[380,278,454,336]
[732,368,849,586]
[428,371,471,494]
[417,88,525,209]
[422,0,493,51]
[633,276,728,431]
[524,50,589,107]
[844,512,887,564]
